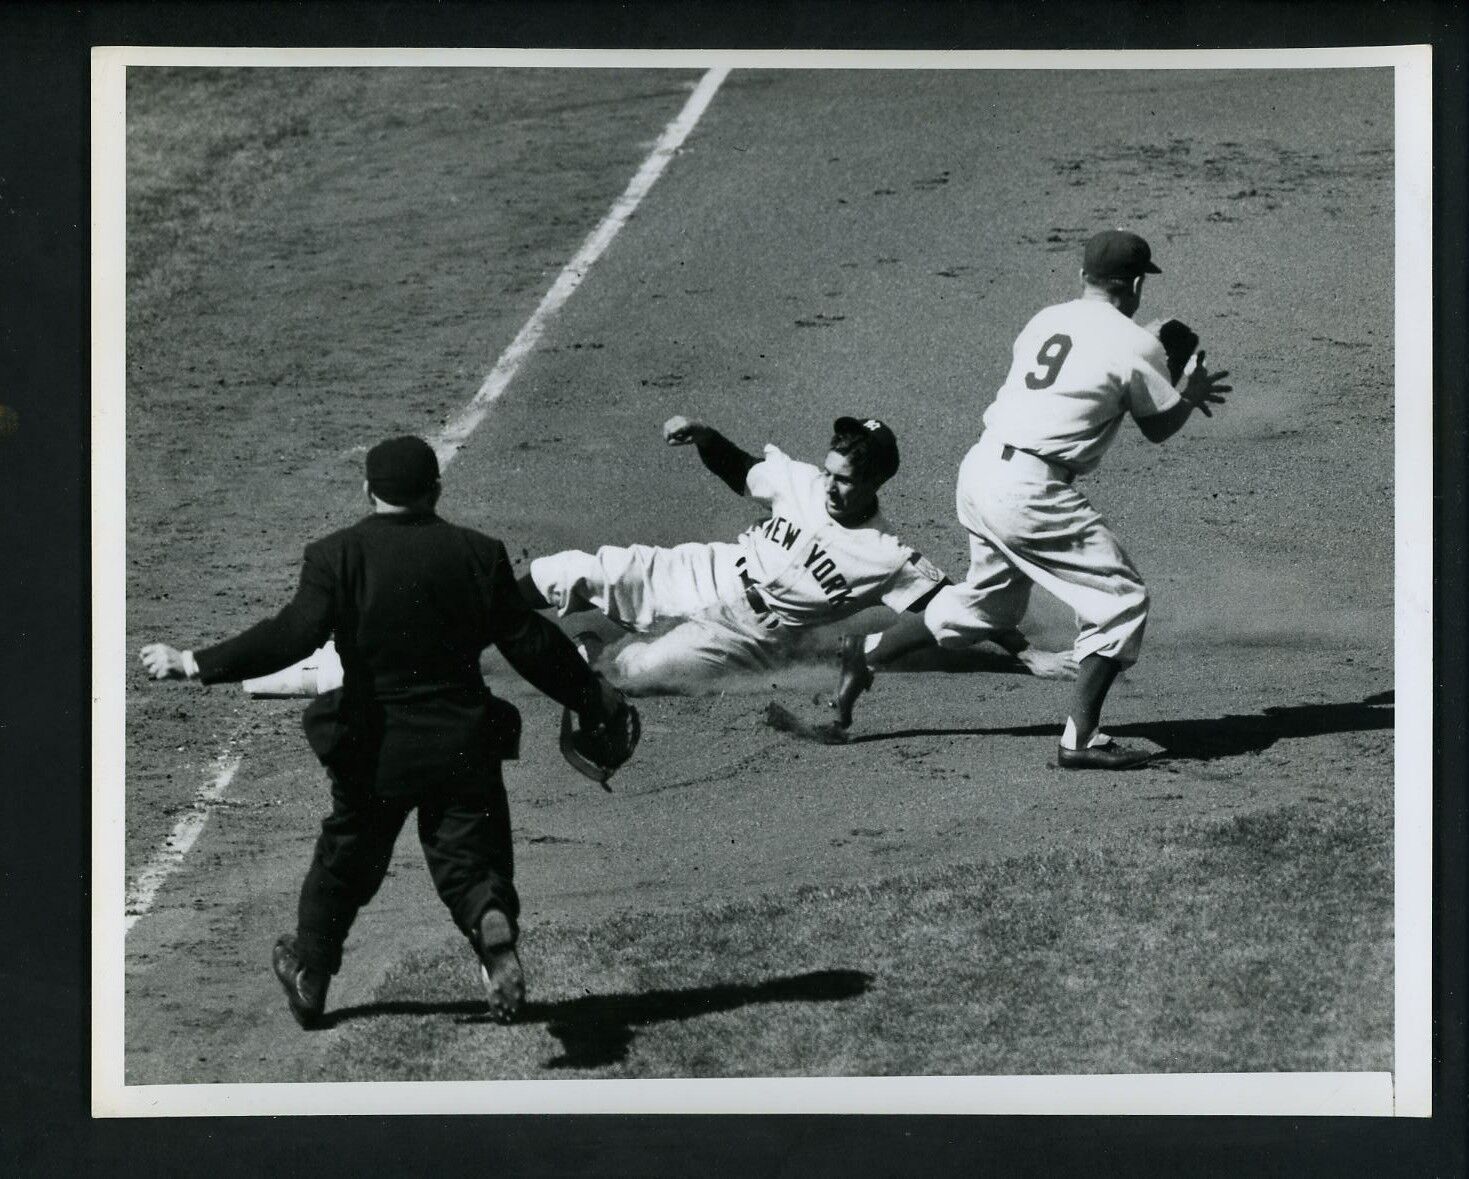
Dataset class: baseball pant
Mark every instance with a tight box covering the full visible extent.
[294,768,518,975]
[923,434,1149,666]
[529,542,788,685]
[529,542,744,633]
[613,594,786,685]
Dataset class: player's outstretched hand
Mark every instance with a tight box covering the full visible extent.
[1179,350,1231,417]
[663,415,712,446]
[139,643,190,680]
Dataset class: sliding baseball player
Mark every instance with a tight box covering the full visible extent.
[247,416,1072,697]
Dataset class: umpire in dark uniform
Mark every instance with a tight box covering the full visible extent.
[140,435,625,1028]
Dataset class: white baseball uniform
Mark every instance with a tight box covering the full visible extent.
[923,297,1179,666]
[531,445,945,685]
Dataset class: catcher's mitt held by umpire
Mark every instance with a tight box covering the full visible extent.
[560,679,641,790]
[1144,317,1201,386]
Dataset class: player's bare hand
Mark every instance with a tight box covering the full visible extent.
[139,643,191,680]
[663,415,712,446]
[1179,350,1231,417]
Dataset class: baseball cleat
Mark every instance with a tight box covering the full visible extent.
[830,634,875,729]
[1056,739,1153,770]
[271,935,330,1029]
[475,909,525,1025]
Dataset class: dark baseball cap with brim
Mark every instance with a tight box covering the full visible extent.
[833,416,900,483]
[1083,229,1162,280]
[366,435,440,504]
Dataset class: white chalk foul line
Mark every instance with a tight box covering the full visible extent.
[434,66,730,467]
[124,736,244,934]
[125,68,730,934]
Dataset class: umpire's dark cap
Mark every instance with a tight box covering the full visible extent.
[833,416,900,483]
[1083,229,1162,280]
[366,435,440,504]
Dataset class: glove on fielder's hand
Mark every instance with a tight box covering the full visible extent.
[560,680,641,791]
[1144,318,1201,386]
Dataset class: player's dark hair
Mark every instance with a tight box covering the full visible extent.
[829,427,884,483]
[1082,272,1138,299]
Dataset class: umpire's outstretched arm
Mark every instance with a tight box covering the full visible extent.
[192,543,336,684]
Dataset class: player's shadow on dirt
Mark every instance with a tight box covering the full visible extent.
[848,689,1394,762]
[321,968,873,1068]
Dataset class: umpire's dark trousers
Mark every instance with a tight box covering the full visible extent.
[294,768,518,975]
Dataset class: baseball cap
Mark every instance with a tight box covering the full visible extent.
[1082,229,1162,280]
[366,435,440,504]
[833,416,900,483]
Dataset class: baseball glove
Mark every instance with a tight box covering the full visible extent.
[1144,317,1200,385]
[560,695,641,791]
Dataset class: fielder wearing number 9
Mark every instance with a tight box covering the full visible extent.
[834,229,1231,770]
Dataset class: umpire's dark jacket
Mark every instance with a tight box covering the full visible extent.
[194,511,600,796]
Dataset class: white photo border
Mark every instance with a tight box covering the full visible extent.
[91,44,1433,1118]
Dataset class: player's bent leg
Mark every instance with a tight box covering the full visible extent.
[610,602,776,693]
[833,555,1036,729]
[831,634,876,729]
[829,614,935,729]
[1073,583,1149,670]
[922,578,1028,653]
[243,641,344,698]
[611,626,731,693]
[529,543,718,633]
[971,489,1151,765]
[1057,654,1152,770]
[526,549,630,624]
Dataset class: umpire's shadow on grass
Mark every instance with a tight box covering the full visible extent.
[322,968,873,1069]
[525,968,873,1069]
[845,689,1394,762]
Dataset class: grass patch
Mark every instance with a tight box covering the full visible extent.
[322,794,1391,1080]
[128,67,315,308]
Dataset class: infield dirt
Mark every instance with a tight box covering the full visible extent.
[119,66,1395,1085]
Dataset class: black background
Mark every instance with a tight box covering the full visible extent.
[1,2,1462,1173]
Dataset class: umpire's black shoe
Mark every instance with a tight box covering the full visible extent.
[1056,739,1153,770]
[832,635,874,729]
[475,909,525,1026]
[272,935,330,1029]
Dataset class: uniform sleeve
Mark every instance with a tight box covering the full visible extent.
[693,430,759,494]
[194,543,336,684]
[482,539,603,714]
[1127,340,1183,418]
[743,444,805,503]
[879,550,948,614]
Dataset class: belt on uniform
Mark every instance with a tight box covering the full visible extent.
[734,558,772,617]
[741,576,772,616]
[999,444,1076,485]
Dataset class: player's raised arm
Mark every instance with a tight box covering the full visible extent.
[662,415,758,494]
